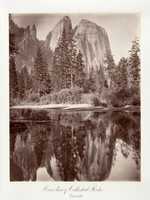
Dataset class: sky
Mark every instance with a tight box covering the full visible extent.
[12,14,140,63]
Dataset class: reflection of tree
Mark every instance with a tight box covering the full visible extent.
[10,122,27,181]
[48,112,116,181]
[10,122,50,181]
[110,111,140,169]
[30,123,50,168]
[13,132,37,181]
[10,158,24,181]
[53,125,79,181]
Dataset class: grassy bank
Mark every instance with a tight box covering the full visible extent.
[10,87,140,108]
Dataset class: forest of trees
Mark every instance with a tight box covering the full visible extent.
[103,39,140,106]
[10,21,140,106]
[52,27,86,91]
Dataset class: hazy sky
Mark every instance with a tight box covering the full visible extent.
[12,14,140,63]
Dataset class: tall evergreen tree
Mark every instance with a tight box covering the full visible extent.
[52,26,86,91]
[104,53,116,90]
[9,31,19,100]
[18,66,32,99]
[114,57,128,91]
[128,39,140,91]
[85,68,97,92]
[18,71,26,99]
[22,66,32,91]
[52,27,70,91]
[75,50,86,88]
[32,47,51,96]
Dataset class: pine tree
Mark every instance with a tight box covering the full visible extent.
[86,68,97,92]
[18,66,32,99]
[67,38,76,88]
[52,27,70,91]
[75,50,86,88]
[114,57,128,91]
[52,26,86,91]
[128,39,140,91]
[32,47,51,96]
[23,66,32,91]
[104,53,116,90]
[18,70,26,99]
[9,31,19,100]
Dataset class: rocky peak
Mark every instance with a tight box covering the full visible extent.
[45,16,112,75]
[30,24,37,40]
[45,15,73,51]
[10,17,53,75]
[23,24,37,41]
[79,18,99,28]
[73,19,111,73]
[24,25,30,39]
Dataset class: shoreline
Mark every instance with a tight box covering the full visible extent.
[10,104,140,112]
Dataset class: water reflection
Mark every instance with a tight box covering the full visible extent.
[10,111,140,181]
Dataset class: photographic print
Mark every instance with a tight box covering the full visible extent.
[9,13,140,181]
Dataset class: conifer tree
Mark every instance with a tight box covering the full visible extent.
[33,47,51,96]
[9,31,19,100]
[115,57,128,91]
[128,39,140,92]
[74,50,86,88]
[104,53,116,90]
[52,26,86,91]
[52,27,70,91]
[18,66,32,99]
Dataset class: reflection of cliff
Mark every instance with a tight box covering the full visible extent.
[44,113,116,181]
[77,119,116,181]
[13,132,37,181]
[10,111,140,181]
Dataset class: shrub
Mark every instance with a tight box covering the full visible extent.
[109,87,140,107]
[131,94,140,106]
[91,96,101,106]
[27,91,40,103]
[90,94,107,107]
[40,87,83,104]
[10,97,20,106]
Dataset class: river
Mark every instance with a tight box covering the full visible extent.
[10,109,140,181]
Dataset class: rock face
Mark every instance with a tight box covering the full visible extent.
[11,15,112,77]
[10,17,52,74]
[73,19,111,73]
[45,16,73,50]
[45,16,112,74]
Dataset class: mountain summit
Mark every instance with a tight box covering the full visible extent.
[45,16,73,51]
[11,15,112,76]
[45,16,112,73]
[73,19,111,73]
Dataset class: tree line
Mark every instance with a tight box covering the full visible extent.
[10,24,140,106]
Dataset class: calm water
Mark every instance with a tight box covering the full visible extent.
[10,110,140,181]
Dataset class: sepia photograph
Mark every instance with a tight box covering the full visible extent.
[9,13,140,181]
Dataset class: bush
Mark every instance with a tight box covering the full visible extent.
[131,94,140,106]
[90,94,107,107]
[10,97,20,106]
[109,87,140,107]
[27,91,40,103]
[40,87,83,104]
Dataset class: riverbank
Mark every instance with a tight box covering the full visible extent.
[10,103,140,112]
